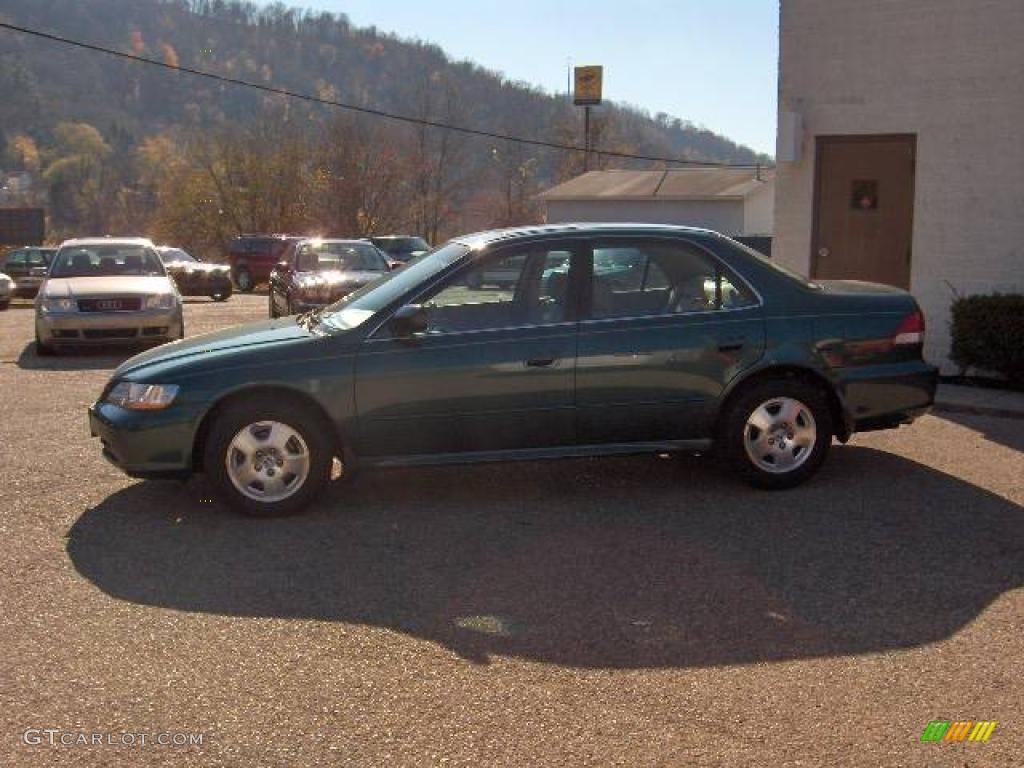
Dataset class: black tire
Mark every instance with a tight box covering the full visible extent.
[235,268,254,292]
[34,329,56,356]
[210,285,232,302]
[719,377,832,490]
[268,289,278,318]
[203,395,333,517]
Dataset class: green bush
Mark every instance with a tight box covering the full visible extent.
[950,294,1024,383]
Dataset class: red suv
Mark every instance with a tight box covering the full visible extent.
[227,235,303,292]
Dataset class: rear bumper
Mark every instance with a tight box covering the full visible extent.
[14,277,44,295]
[838,361,939,433]
[89,402,194,478]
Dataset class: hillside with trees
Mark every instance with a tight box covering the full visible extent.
[0,0,770,256]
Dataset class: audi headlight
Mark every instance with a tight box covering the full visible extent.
[105,382,180,411]
[40,297,76,313]
[145,294,176,310]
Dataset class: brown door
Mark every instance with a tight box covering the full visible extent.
[812,135,916,289]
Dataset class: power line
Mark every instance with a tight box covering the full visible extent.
[0,20,768,169]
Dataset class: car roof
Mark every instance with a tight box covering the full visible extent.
[59,237,156,248]
[452,223,720,249]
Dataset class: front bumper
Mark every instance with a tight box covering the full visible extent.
[89,401,195,478]
[37,307,182,345]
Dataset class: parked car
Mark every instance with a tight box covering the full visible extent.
[3,246,56,297]
[268,238,391,318]
[36,237,183,355]
[227,234,304,292]
[89,224,938,516]
[369,236,430,265]
[157,246,233,301]
[0,271,12,310]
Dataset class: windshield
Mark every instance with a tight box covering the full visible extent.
[298,242,388,272]
[160,248,196,262]
[320,242,468,331]
[372,237,430,255]
[50,245,167,278]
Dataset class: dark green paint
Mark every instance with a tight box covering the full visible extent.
[89,225,939,477]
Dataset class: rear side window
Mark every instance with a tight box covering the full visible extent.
[589,239,756,320]
[4,250,26,268]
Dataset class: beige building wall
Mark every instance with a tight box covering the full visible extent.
[743,182,774,236]
[774,0,1024,368]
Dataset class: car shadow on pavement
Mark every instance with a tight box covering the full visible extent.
[67,446,1023,669]
[15,341,139,371]
[933,410,1024,454]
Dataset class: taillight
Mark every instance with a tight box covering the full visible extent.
[893,310,925,345]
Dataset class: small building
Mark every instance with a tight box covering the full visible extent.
[774,0,1024,369]
[537,168,774,242]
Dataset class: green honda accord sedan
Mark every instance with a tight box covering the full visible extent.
[89,224,938,516]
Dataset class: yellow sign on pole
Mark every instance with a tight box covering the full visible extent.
[574,65,603,105]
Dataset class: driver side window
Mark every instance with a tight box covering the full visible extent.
[418,247,572,334]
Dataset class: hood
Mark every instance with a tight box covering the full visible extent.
[295,269,384,287]
[42,275,175,298]
[114,317,314,378]
[294,270,386,301]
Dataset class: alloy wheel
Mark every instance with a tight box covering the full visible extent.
[225,420,311,502]
[743,397,817,474]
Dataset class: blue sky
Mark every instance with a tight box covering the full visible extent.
[301,1,780,155]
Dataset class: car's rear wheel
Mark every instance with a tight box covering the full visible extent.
[203,396,332,516]
[210,285,232,301]
[720,378,832,490]
[235,268,254,292]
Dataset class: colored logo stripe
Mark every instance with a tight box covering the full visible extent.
[921,721,948,742]
[920,720,996,742]
[969,721,997,742]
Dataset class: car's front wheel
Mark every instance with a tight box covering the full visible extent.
[34,327,56,356]
[720,378,832,490]
[204,396,333,516]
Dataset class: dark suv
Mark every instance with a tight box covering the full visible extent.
[227,235,303,292]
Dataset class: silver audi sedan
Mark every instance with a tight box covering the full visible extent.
[35,238,183,355]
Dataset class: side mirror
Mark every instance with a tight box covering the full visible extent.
[388,304,428,338]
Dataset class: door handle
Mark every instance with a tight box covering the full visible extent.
[525,357,556,368]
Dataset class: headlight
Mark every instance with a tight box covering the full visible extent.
[40,297,76,313]
[145,294,176,310]
[105,382,180,410]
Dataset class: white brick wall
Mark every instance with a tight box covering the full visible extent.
[775,0,1024,369]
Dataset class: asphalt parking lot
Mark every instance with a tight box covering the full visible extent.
[1,295,1021,767]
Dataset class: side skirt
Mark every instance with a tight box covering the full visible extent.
[363,439,714,469]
